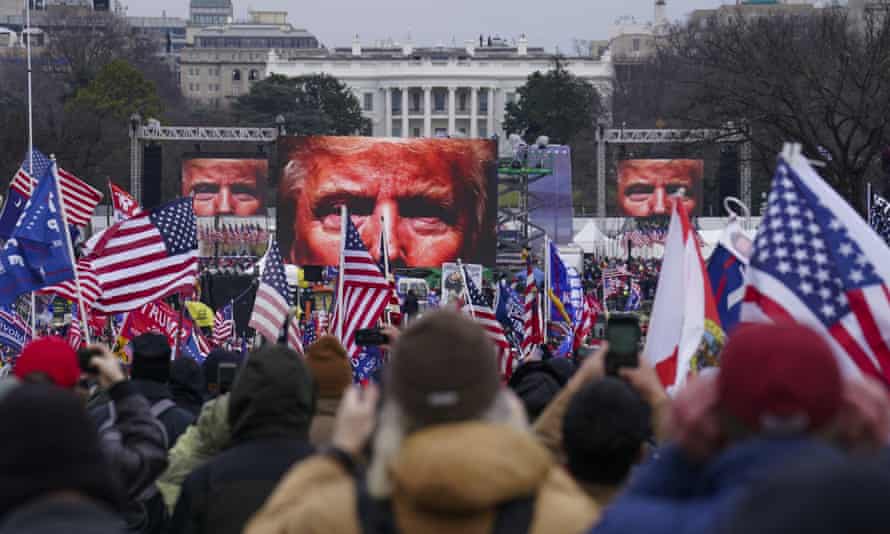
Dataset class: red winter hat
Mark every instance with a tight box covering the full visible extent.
[719,322,842,434]
[14,337,80,389]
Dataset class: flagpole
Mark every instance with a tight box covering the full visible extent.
[456,258,474,320]
[380,214,391,326]
[335,205,346,342]
[50,159,91,345]
[543,236,551,344]
[25,0,37,338]
[867,182,872,220]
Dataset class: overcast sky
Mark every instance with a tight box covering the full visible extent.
[124,0,729,53]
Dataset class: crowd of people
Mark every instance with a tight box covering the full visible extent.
[1,308,889,534]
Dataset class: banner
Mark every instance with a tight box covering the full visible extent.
[442,262,483,306]
[116,300,192,361]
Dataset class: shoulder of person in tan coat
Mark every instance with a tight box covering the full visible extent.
[308,397,340,447]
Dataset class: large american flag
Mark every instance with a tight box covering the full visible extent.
[462,265,513,379]
[520,257,542,357]
[869,193,890,247]
[742,153,890,385]
[213,303,234,345]
[89,198,198,313]
[11,158,103,227]
[248,241,291,344]
[331,217,390,361]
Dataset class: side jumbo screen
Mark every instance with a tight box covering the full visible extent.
[181,157,268,217]
[277,136,498,268]
[617,159,704,217]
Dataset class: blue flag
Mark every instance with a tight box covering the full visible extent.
[0,150,52,238]
[181,331,208,364]
[0,305,29,352]
[707,243,747,333]
[0,163,75,305]
[548,241,574,322]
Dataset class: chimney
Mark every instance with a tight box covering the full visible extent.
[655,0,667,26]
[352,34,361,56]
[465,38,475,56]
[517,34,528,56]
[402,37,413,56]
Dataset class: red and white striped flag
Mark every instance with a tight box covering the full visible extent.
[88,198,198,314]
[520,257,542,357]
[287,314,304,354]
[248,241,291,344]
[12,166,102,227]
[331,216,390,360]
[67,308,82,350]
[39,257,101,310]
[109,182,142,222]
[213,303,234,346]
[461,265,513,380]
[573,294,602,352]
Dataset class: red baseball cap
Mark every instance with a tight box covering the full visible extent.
[14,337,81,389]
[719,322,842,434]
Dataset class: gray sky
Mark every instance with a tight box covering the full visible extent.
[125,0,725,53]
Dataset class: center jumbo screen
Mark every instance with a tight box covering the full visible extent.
[277,136,498,268]
[617,159,704,217]
[181,157,268,217]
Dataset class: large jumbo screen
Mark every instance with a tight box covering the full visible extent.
[617,159,704,217]
[181,157,268,217]
[277,136,498,268]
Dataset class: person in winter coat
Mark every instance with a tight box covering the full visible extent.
[157,394,230,511]
[93,334,196,449]
[168,344,316,534]
[0,383,126,534]
[508,356,577,421]
[589,322,890,534]
[201,349,243,398]
[246,310,599,534]
[304,335,352,446]
[10,338,169,516]
[170,357,206,417]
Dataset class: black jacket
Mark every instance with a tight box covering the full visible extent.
[93,380,196,451]
[168,344,316,534]
[0,495,126,534]
[170,358,207,418]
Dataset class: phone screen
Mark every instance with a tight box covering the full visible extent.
[605,315,641,376]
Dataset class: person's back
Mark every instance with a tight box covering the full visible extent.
[0,384,126,534]
[590,322,890,534]
[246,310,598,534]
[169,344,316,534]
[169,357,206,418]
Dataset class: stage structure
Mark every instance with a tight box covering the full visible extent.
[496,152,554,266]
[594,124,752,218]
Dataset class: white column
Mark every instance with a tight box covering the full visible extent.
[447,86,456,136]
[423,86,432,138]
[470,87,479,138]
[487,87,495,138]
[384,87,392,137]
[401,87,409,137]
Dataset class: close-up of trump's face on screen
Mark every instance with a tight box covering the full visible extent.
[277,136,497,268]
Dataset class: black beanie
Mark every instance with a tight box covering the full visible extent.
[131,333,172,383]
[0,384,123,516]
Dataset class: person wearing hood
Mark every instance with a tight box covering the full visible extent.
[170,357,206,417]
[246,310,599,534]
[303,335,352,446]
[0,383,126,534]
[201,349,243,398]
[168,344,316,534]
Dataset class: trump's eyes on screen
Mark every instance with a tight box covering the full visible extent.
[312,195,456,234]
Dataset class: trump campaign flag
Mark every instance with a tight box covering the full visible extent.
[0,162,75,305]
[644,199,724,390]
[0,149,51,237]
[110,182,142,222]
[707,219,753,334]
[742,145,890,385]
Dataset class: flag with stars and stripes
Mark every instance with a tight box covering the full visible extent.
[331,216,390,364]
[302,316,318,347]
[287,314,304,354]
[742,149,890,385]
[461,266,513,380]
[248,240,292,344]
[520,256,542,357]
[88,197,198,313]
[869,193,890,247]
[67,306,82,350]
[213,303,234,346]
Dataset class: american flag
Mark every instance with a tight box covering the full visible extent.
[742,153,890,385]
[462,266,513,379]
[520,258,542,357]
[89,197,198,313]
[303,316,318,347]
[317,309,329,335]
[332,216,390,361]
[248,240,291,344]
[287,314,304,354]
[573,294,602,351]
[67,307,82,350]
[10,155,103,227]
[213,303,234,345]
[40,257,101,310]
[869,193,890,247]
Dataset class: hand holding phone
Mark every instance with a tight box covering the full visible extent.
[605,314,641,376]
[355,328,390,347]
